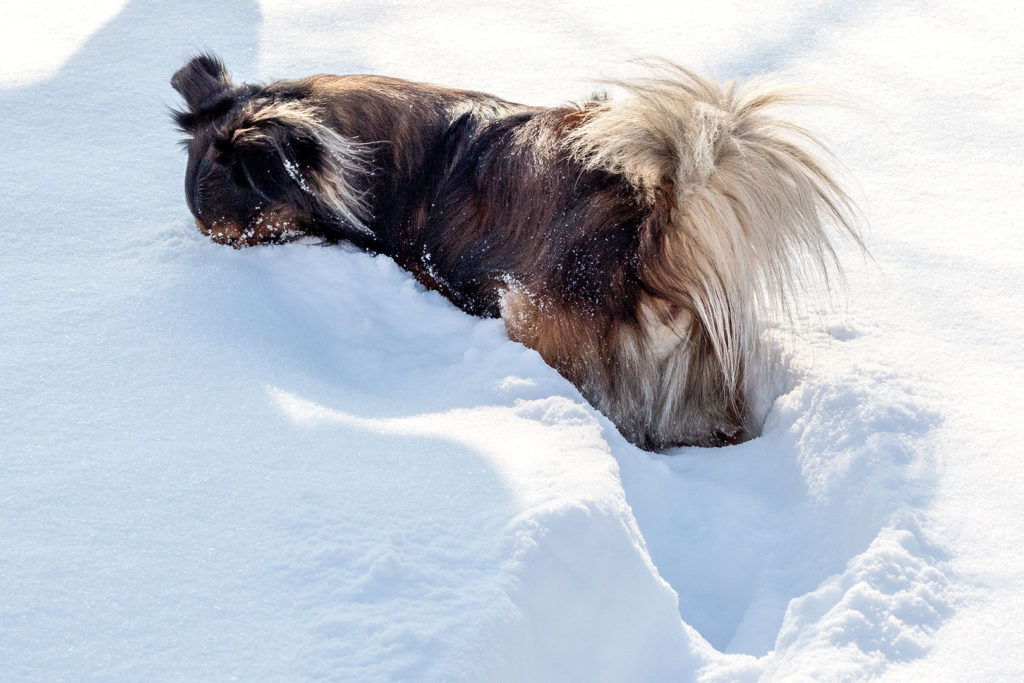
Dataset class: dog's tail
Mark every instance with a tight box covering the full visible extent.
[566,63,860,439]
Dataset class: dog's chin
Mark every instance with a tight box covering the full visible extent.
[195,209,305,248]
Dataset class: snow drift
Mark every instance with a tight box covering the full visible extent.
[2,0,1021,680]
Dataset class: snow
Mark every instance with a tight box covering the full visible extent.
[2,0,1022,680]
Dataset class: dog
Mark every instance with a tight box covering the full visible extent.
[171,53,858,451]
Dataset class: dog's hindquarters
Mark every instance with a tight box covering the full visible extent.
[552,65,859,449]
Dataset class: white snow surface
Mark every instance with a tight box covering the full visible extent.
[2,0,1022,680]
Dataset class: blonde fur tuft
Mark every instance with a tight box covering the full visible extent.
[242,100,375,235]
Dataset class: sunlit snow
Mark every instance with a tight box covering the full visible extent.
[2,0,1021,680]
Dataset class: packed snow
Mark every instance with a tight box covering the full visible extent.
[1,0,1021,680]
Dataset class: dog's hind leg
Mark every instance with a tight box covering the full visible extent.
[500,283,748,450]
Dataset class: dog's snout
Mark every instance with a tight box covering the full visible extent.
[186,162,246,246]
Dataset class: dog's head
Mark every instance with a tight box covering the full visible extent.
[171,54,372,247]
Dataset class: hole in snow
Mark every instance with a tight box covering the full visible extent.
[613,355,945,655]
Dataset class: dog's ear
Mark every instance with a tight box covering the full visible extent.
[172,53,233,113]
[172,54,236,134]
[212,104,373,234]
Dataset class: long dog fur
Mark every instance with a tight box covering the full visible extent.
[171,54,858,450]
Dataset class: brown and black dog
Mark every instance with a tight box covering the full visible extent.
[172,54,857,450]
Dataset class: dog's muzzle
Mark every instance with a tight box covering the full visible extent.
[195,218,247,246]
[194,209,303,248]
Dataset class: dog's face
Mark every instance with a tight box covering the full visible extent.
[171,55,370,247]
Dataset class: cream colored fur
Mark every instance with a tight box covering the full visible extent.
[566,63,859,446]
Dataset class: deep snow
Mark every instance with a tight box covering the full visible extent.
[1,0,1022,680]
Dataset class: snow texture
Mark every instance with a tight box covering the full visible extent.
[1,0,1021,680]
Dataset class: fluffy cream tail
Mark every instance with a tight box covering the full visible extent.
[566,63,860,445]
